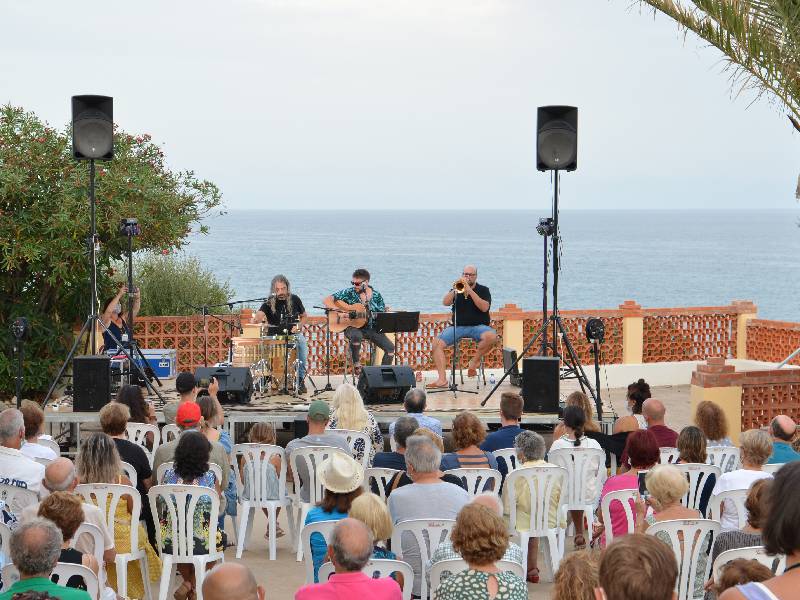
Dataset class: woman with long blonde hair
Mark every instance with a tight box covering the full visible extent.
[328,383,383,466]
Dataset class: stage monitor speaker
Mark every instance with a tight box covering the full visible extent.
[72,95,113,160]
[73,355,111,412]
[357,365,415,405]
[194,366,253,404]
[522,357,560,414]
[537,105,577,172]
[502,347,523,388]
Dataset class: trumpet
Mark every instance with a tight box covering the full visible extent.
[452,278,468,298]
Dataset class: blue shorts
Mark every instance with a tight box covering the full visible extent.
[438,325,495,346]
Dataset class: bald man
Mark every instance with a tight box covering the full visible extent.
[767,415,800,464]
[202,563,264,600]
[642,398,678,448]
[428,264,497,388]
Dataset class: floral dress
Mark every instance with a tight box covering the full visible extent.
[158,469,224,554]
[328,412,383,466]
[433,569,527,600]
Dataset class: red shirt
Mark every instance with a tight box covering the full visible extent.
[621,424,679,466]
[295,572,402,600]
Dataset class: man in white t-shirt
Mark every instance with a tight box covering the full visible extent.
[0,408,45,496]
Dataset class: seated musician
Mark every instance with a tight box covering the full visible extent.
[323,268,394,376]
[428,264,497,389]
[100,284,140,353]
[253,274,309,394]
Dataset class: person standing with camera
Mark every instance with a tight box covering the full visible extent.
[100,284,140,353]
[427,265,496,389]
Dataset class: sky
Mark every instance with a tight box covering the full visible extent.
[1,0,797,211]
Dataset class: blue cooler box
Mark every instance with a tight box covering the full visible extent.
[134,349,177,379]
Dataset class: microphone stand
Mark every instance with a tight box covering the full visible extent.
[429,290,478,397]
[312,306,336,395]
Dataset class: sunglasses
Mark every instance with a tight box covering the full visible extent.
[351,281,365,286]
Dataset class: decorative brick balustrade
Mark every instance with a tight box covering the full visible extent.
[522,310,624,364]
[642,306,740,362]
[746,320,800,366]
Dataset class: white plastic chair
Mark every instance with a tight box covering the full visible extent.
[328,428,371,469]
[762,463,785,475]
[126,423,161,467]
[156,461,223,484]
[148,484,224,600]
[288,446,350,561]
[674,463,721,516]
[162,423,180,444]
[74,521,107,589]
[548,447,606,534]
[493,448,520,473]
[121,461,138,487]
[300,520,338,584]
[0,482,39,516]
[318,559,414,600]
[0,522,10,558]
[646,518,720,600]
[712,546,786,583]
[51,562,101,600]
[599,488,637,544]
[707,489,749,530]
[660,447,680,464]
[37,437,61,455]
[390,519,455,600]
[443,468,501,497]
[232,443,295,560]
[706,446,740,473]
[365,467,402,502]
[75,482,151,600]
[0,563,18,592]
[429,558,525,593]
[504,465,567,582]
[34,456,53,466]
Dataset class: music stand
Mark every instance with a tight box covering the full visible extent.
[374,312,420,365]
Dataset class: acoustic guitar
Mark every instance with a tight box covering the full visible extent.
[328,302,369,333]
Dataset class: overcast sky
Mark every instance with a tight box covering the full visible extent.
[2,0,797,211]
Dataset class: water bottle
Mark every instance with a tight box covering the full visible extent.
[489,373,496,385]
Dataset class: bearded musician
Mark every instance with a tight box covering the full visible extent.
[252,274,308,394]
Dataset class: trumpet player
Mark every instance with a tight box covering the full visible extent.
[427,264,497,389]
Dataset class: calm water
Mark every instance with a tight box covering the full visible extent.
[184,210,799,320]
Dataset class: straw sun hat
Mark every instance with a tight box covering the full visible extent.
[317,452,364,494]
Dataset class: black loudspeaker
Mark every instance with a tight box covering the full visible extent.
[194,366,253,404]
[72,95,114,160]
[522,357,560,414]
[537,106,577,172]
[357,366,415,405]
[73,355,111,412]
[502,347,523,388]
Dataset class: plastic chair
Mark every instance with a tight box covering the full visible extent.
[148,484,224,600]
[0,564,18,592]
[364,467,402,503]
[300,520,338,584]
[706,446,740,473]
[660,447,680,464]
[674,463,721,516]
[156,461,223,484]
[504,465,567,582]
[0,522,10,558]
[493,448,520,474]
[37,437,61,455]
[318,559,414,600]
[599,488,637,544]
[0,482,39,516]
[548,447,606,534]
[288,446,350,561]
[74,521,107,589]
[712,546,786,583]
[328,428,371,469]
[390,518,455,600]
[51,562,101,600]
[162,423,180,444]
[429,558,524,593]
[762,463,785,475]
[443,468,501,497]
[121,461,138,487]
[646,518,720,600]
[75,482,152,600]
[231,443,295,560]
[125,423,161,467]
[34,456,52,466]
[707,489,749,530]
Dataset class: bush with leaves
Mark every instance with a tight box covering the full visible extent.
[0,104,223,399]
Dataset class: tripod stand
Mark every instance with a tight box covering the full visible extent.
[312,306,336,396]
[429,298,478,397]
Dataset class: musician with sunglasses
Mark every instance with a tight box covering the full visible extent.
[323,268,394,375]
[427,264,497,389]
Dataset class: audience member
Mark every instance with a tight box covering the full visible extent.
[767,415,800,464]
[695,400,734,446]
[553,549,600,600]
[163,371,202,425]
[676,425,708,464]
[503,430,562,582]
[553,391,601,440]
[595,533,678,600]
[0,408,45,496]
[76,433,161,597]
[432,503,527,600]
[642,398,678,446]
[440,411,499,471]
[0,519,91,600]
[612,379,652,434]
[305,453,364,583]
[384,428,468,495]
[20,458,115,564]
[480,392,524,453]
[348,492,404,588]
[712,429,773,531]
[202,563,265,600]
[197,394,237,531]
[715,559,772,597]
[550,405,603,550]
[328,383,383,466]
[388,435,470,597]
[720,462,800,600]
[285,400,351,501]
[373,416,418,471]
[595,429,659,546]
[295,519,401,600]
[19,403,57,462]
[114,384,157,428]
[242,422,284,538]
[388,388,442,440]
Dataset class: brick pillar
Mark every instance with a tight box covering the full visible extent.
[731,300,757,359]
[690,357,743,444]
[619,300,643,364]
[497,304,524,357]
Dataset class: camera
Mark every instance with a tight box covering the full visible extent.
[119,218,141,237]
[536,217,555,237]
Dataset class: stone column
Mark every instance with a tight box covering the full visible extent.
[690,357,743,444]
[731,300,757,360]
[619,300,643,364]
[497,304,525,357]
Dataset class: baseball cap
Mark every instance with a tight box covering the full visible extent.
[175,372,197,394]
[176,401,201,427]
[307,400,330,421]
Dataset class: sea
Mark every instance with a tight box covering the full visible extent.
[183,209,799,321]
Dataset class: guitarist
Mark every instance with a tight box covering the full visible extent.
[323,268,394,375]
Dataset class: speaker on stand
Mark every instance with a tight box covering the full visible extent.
[73,355,112,412]
[521,357,560,414]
